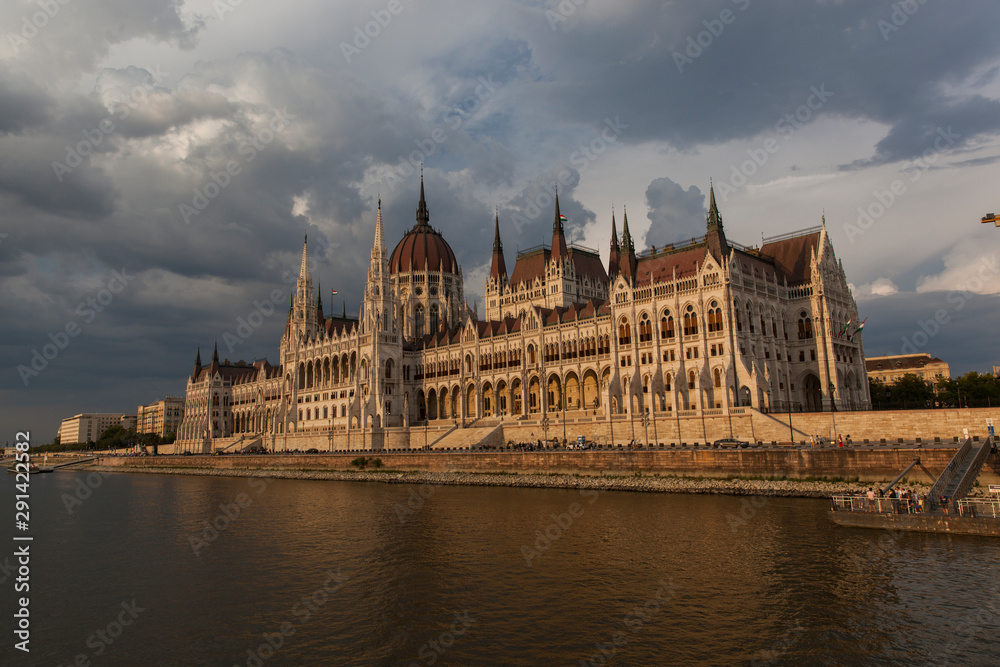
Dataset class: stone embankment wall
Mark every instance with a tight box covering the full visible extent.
[104,447,1000,485]
[165,407,999,454]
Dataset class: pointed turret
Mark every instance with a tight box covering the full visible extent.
[316,281,324,322]
[192,346,202,380]
[705,181,729,262]
[619,206,638,284]
[551,190,568,260]
[608,208,621,278]
[212,341,219,364]
[293,236,317,334]
[342,301,346,318]
[415,170,430,228]
[489,209,508,284]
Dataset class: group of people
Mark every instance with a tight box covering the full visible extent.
[862,487,930,513]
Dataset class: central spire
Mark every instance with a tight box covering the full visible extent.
[415,168,429,227]
[551,188,568,260]
[490,208,508,284]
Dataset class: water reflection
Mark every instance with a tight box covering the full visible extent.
[1,473,998,666]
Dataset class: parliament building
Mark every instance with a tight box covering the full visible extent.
[175,177,870,452]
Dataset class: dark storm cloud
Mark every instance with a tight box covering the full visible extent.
[643,178,706,249]
[855,291,1000,374]
[527,0,1000,164]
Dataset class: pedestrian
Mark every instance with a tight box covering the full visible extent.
[941,494,949,515]
[838,434,844,448]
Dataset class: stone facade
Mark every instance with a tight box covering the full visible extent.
[175,178,871,452]
[866,353,950,389]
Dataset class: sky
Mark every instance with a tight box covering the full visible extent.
[2,0,1000,443]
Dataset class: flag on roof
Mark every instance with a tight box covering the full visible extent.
[850,318,866,341]
[559,214,568,223]
[331,289,338,295]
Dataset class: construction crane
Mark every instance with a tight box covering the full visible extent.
[982,212,999,226]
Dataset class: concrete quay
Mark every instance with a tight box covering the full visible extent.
[100,446,1000,486]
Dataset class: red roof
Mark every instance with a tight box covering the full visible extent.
[634,246,707,285]
[389,225,459,275]
[760,232,819,283]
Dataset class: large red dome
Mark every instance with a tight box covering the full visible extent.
[388,178,459,275]
[390,226,459,274]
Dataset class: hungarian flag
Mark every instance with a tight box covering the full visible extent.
[850,318,866,342]
[331,289,338,295]
[839,316,854,338]
[559,214,568,223]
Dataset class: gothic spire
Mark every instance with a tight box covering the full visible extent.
[212,341,219,364]
[619,205,637,285]
[194,346,202,368]
[707,180,723,229]
[489,208,508,284]
[415,168,429,227]
[316,281,323,310]
[551,189,568,259]
[608,207,620,278]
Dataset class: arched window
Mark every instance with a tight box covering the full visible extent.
[747,303,755,334]
[707,301,723,332]
[385,359,393,379]
[688,370,696,389]
[429,304,440,333]
[714,368,722,388]
[415,305,425,338]
[683,305,698,336]
[664,373,672,391]
[735,300,743,332]
[618,318,631,345]
[660,311,675,339]
[639,314,652,342]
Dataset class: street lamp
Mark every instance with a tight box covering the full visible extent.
[829,382,838,442]
[641,411,649,447]
[541,416,550,449]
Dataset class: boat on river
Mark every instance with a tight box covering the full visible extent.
[829,436,999,537]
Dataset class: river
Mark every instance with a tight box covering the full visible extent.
[1,470,998,665]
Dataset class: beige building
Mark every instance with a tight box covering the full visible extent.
[136,397,184,437]
[57,413,131,445]
[865,353,950,388]
[175,178,870,452]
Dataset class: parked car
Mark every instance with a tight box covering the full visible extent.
[306,448,319,454]
[713,438,750,449]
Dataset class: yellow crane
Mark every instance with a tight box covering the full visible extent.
[982,212,999,226]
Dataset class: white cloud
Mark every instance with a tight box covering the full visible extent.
[916,240,1000,295]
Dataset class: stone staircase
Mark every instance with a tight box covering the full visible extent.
[431,424,504,450]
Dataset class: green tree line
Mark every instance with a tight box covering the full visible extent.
[869,371,1000,410]
[31,425,176,453]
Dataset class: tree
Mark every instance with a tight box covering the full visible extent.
[889,373,935,408]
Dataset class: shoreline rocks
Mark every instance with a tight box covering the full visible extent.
[85,464,950,498]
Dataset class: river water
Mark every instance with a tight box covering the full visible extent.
[1,470,999,666]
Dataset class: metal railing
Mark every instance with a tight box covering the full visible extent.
[831,495,920,514]
[927,438,971,508]
[957,498,1000,518]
